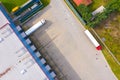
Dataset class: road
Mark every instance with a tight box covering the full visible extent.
[24,0,117,80]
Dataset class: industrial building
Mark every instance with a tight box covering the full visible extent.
[0,2,56,80]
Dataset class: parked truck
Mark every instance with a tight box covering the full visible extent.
[25,19,46,36]
[84,30,102,50]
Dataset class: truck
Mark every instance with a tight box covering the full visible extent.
[84,30,102,50]
[25,19,46,36]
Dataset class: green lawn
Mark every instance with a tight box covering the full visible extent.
[102,48,120,79]
[89,0,120,79]
[0,0,27,12]
[93,11,120,80]
[89,0,120,62]
[89,0,110,11]
[90,28,120,79]
[41,0,50,7]
[0,0,50,12]
[94,12,120,61]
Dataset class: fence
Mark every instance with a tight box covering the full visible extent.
[64,0,86,25]
[91,28,120,66]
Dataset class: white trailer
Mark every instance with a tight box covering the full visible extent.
[25,19,46,36]
[84,30,102,50]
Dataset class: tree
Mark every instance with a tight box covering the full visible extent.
[77,4,92,23]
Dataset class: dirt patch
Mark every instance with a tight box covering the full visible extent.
[94,12,120,61]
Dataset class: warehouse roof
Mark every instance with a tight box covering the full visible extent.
[0,3,54,80]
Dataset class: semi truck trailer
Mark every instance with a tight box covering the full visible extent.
[25,19,46,36]
[84,30,102,50]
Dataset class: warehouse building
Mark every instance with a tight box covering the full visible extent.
[0,2,56,80]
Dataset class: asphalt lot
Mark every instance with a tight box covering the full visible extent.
[24,0,117,80]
